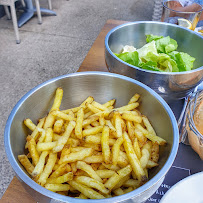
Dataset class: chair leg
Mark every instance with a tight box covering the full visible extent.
[10,4,20,44]
[21,0,26,7]
[35,0,42,24]
[3,5,11,20]
[48,0,52,10]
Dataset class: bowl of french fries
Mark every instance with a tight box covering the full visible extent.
[4,72,179,202]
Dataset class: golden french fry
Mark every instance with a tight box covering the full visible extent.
[83,155,103,163]
[113,174,130,190]
[68,180,105,199]
[103,99,116,108]
[45,183,70,192]
[32,151,49,177]
[126,121,135,140]
[82,115,99,127]
[122,113,142,123]
[50,163,70,178]
[140,142,152,168]
[92,101,109,111]
[24,118,36,131]
[112,137,123,166]
[87,103,101,114]
[37,142,57,151]
[46,172,73,184]
[113,188,124,196]
[44,127,53,142]
[77,161,102,182]
[104,165,132,190]
[58,144,71,164]
[134,126,147,145]
[51,110,76,121]
[118,154,129,167]
[142,116,166,145]
[133,138,142,160]
[78,193,88,199]
[62,106,80,114]
[43,113,56,129]
[115,102,139,111]
[75,108,84,139]
[58,148,93,164]
[147,160,159,168]
[102,163,120,171]
[128,93,140,104]
[37,152,57,186]
[114,112,123,138]
[91,121,100,127]
[101,125,110,164]
[123,179,140,188]
[123,187,134,194]
[50,87,63,112]
[151,143,160,163]
[18,155,34,175]
[75,176,109,194]
[80,96,94,108]
[123,132,147,183]
[27,135,39,166]
[82,126,103,137]
[96,170,116,179]
[99,115,106,126]
[53,119,64,134]
[52,121,76,153]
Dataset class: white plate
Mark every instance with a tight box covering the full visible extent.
[160,172,203,203]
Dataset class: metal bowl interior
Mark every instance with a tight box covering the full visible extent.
[105,21,203,100]
[4,72,179,203]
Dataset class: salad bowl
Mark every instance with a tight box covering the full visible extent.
[105,21,203,101]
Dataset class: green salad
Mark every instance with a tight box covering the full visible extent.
[114,34,195,72]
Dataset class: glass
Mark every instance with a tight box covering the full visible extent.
[161,0,203,30]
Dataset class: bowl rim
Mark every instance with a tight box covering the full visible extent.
[105,21,203,75]
[4,71,179,202]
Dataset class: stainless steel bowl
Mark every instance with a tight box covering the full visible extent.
[105,21,203,101]
[4,72,179,203]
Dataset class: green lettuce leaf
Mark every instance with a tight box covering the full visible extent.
[146,34,163,43]
[115,51,140,67]
[168,51,195,71]
[155,36,178,53]
[139,61,161,72]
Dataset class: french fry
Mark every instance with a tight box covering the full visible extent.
[24,118,36,131]
[58,148,93,164]
[103,99,116,108]
[83,155,104,163]
[112,137,123,166]
[101,125,110,164]
[32,151,49,177]
[151,143,159,163]
[92,101,109,111]
[82,126,103,137]
[123,187,134,194]
[133,138,142,160]
[147,160,159,169]
[18,155,34,175]
[82,115,99,127]
[115,103,139,111]
[46,172,73,184]
[68,180,105,199]
[128,93,140,104]
[102,163,120,171]
[51,111,76,122]
[37,152,57,186]
[96,170,116,179]
[58,144,71,164]
[123,132,147,183]
[126,121,135,140]
[44,127,53,142]
[37,142,57,151]
[99,115,106,126]
[122,112,142,123]
[142,116,166,145]
[53,119,64,134]
[50,163,70,178]
[75,176,109,194]
[75,108,84,139]
[50,87,63,112]
[113,188,124,196]
[113,174,130,190]
[78,193,88,199]
[140,142,152,169]
[45,183,70,192]
[76,161,102,182]
[80,96,94,109]
[87,103,101,114]
[27,135,39,166]
[52,121,76,153]
[123,179,140,188]
[114,112,123,138]
[62,106,80,114]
